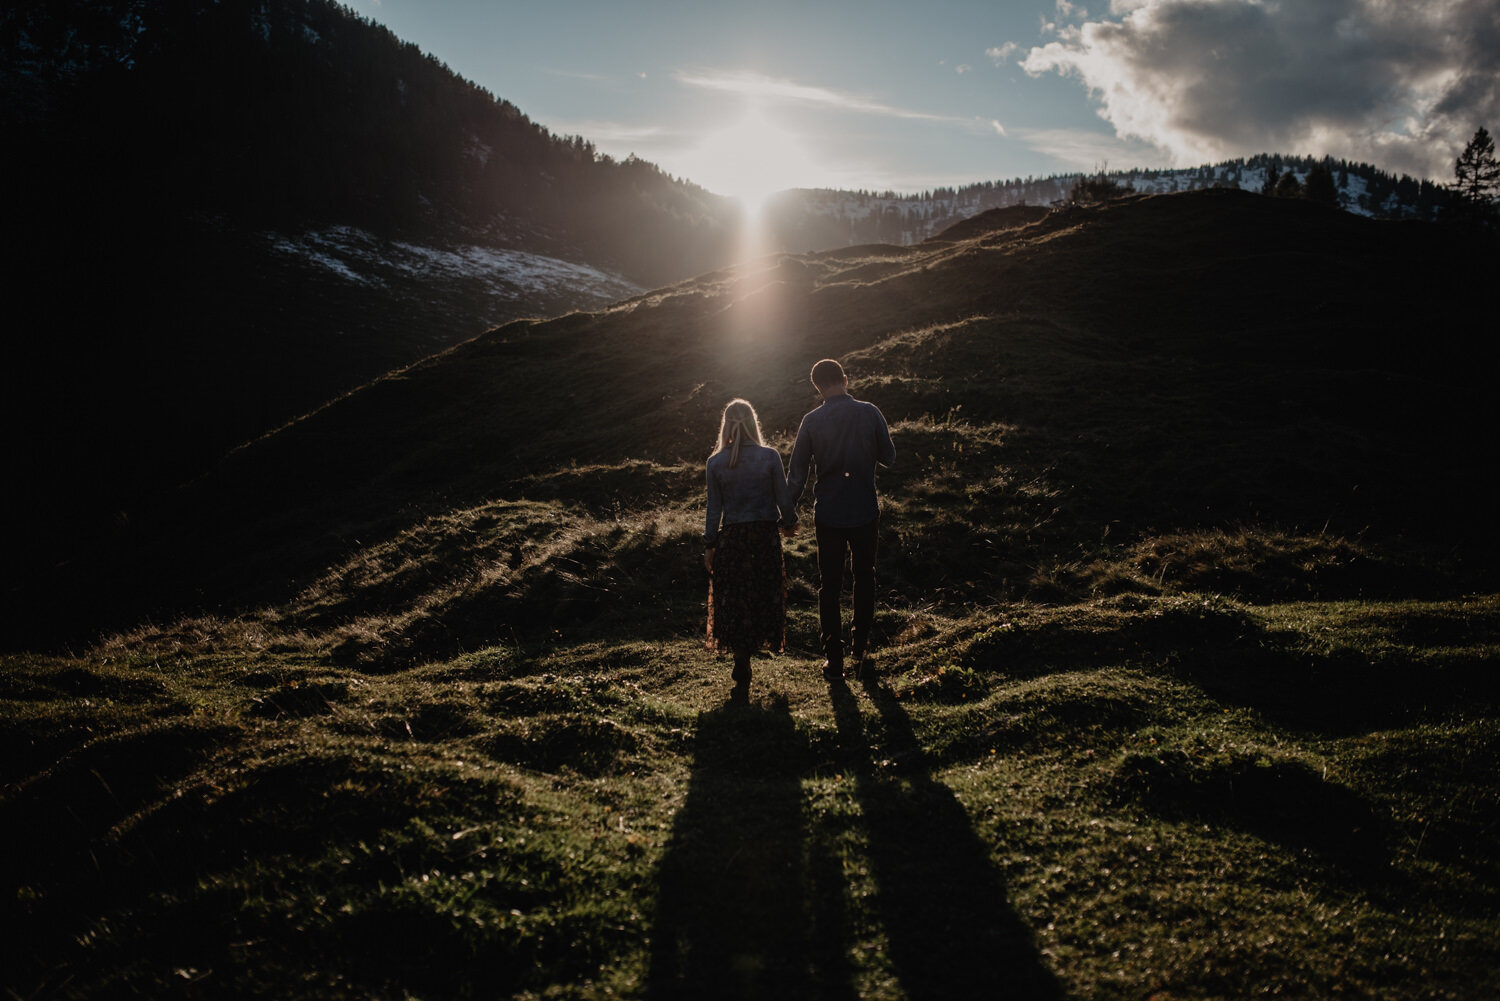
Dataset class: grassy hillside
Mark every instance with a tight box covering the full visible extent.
[4,190,1498,998]
[46,187,1495,643]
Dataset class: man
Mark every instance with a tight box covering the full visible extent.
[787,358,896,678]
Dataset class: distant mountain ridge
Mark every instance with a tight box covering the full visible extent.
[758,154,1456,252]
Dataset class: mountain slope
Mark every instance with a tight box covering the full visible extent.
[23,188,1495,651]
[2,0,737,285]
[7,0,1474,593]
[4,189,1498,1001]
[2,0,737,568]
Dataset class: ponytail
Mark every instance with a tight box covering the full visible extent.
[711,398,765,466]
[726,418,749,468]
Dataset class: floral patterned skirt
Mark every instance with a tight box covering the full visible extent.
[706,521,786,654]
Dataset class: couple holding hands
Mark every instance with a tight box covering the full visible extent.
[704,358,896,688]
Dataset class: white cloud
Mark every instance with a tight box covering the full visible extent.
[991,119,1007,136]
[541,120,671,145]
[956,64,973,75]
[1020,0,1500,178]
[675,69,967,124]
[986,42,1020,64]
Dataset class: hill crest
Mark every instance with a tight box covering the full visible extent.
[16,188,1494,652]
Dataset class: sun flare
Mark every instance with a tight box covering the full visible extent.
[683,105,821,212]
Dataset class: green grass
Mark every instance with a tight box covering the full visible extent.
[5,589,1497,998]
[5,191,1498,996]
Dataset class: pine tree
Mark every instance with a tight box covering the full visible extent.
[1274,171,1303,199]
[1260,167,1280,196]
[1304,164,1338,205]
[1451,126,1500,206]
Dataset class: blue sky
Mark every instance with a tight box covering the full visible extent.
[348,0,1497,200]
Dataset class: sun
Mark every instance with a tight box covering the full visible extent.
[683,105,821,212]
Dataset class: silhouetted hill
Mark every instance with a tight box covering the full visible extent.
[16,189,1495,649]
[2,0,739,568]
[933,204,1051,241]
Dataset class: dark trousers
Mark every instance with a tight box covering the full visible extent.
[816,518,878,662]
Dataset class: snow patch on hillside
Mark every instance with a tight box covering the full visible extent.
[270,231,374,285]
[268,227,643,308]
[387,239,634,295]
[1120,165,1387,217]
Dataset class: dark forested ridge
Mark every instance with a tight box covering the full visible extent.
[2,0,738,285]
[2,0,739,569]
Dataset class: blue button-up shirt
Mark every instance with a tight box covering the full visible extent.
[787,394,896,527]
[704,443,797,546]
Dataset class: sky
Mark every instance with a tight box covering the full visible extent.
[347,0,1498,203]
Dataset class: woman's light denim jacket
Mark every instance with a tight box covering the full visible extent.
[704,443,798,546]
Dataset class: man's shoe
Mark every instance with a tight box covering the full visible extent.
[821,658,844,680]
[731,658,751,684]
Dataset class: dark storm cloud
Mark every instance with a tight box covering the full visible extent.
[1019,0,1500,177]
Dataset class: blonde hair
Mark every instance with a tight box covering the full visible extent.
[711,398,765,468]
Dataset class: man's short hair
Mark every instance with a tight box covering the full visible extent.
[810,358,845,390]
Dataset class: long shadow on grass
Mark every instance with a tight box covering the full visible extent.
[830,674,1062,1001]
[647,693,856,1000]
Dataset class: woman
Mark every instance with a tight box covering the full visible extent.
[704,398,797,686]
